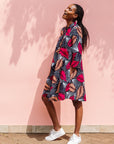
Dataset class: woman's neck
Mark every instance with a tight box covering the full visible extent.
[66,21,74,28]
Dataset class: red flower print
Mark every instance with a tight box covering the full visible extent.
[71,53,79,68]
[65,83,70,92]
[68,39,73,47]
[71,60,79,68]
[78,42,82,54]
[76,74,84,83]
[66,61,71,69]
[59,47,69,59]
[81,60,83,70]
[69,95,74,100]
[83,94,86,101]
[66,28,71,36]
[42,93,47,97]
[50,75,53,81]
[58,93,65,100]
[72,52,77,60]
[50,86,53,91]
[52,58,54,63]
[60,70,66,81]
[74,21,77,26]
[68,36,77,47]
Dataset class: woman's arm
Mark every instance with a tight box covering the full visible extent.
[70,26,83,70]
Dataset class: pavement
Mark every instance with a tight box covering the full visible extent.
[0,133,114,144]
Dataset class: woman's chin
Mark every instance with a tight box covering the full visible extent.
[62,15,66,20]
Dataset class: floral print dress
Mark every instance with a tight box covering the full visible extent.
[42,21,86,101]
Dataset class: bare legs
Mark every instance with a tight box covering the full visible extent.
[42,96,61,131]
[72,100,83,136]
[42,96,83,135]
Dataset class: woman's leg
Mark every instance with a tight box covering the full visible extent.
[42,96,61,131]
[72,100,83,136]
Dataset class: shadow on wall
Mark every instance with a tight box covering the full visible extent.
[3,0,67,65]
[27,50,62,129]
[86,0,114,94]
[2,0,69,132]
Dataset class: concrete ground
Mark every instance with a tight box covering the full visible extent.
[0,133,114,144]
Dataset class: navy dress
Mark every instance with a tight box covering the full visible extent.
[42,21,86,101]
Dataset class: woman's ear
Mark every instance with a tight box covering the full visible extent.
[73,13,78,19]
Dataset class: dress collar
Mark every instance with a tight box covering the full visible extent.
[65,20,77,29]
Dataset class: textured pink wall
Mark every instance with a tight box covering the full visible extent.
[0,0,114,125]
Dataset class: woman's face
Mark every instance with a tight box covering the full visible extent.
[62,4,78,21]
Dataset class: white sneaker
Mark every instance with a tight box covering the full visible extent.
[45,127,66,141]
[67,133,81,144]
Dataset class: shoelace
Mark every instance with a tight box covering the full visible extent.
[49,129,54,135]
[49,128,61,135]
[49,129,58,135]
[69,136,74,141]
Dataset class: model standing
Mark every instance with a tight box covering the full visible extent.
[42,3,89,144]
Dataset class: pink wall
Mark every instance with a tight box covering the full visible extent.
[0,0,114,125]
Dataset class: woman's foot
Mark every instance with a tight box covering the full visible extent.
[67,133,81,144]
[45,127,66,141]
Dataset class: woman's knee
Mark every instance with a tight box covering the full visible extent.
[72,100,82,108]
[42,96,49,103]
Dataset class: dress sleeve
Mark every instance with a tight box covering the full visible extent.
[70,27,83,70]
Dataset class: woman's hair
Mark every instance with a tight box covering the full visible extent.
[73,4,90,52]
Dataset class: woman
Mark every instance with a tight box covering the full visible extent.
[42,3,90,144]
